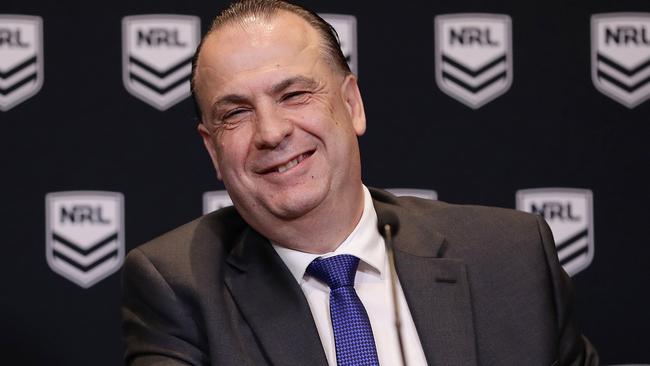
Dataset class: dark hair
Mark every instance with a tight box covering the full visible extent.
[190,0,351,118]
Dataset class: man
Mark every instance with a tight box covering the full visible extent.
[122,1,599,365]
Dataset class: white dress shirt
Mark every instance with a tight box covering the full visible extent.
[273,186,428,366]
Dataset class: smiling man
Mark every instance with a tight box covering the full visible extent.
[194,5,366,254]
[122,1,598,365]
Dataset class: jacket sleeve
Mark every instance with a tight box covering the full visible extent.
[536,216,599,366]
[122,248,207,366]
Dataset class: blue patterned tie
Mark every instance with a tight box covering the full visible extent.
[307,254,380,366]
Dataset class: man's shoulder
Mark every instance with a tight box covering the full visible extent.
[129,206,248,267]
[370,187,537,227]
[369,187,543,248]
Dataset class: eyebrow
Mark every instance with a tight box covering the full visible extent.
[269,76,319,95]
[209,76,320,116]
[211,93,247,111]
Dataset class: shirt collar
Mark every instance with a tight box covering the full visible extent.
[272,185,386,284]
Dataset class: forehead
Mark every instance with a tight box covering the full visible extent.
[195,11,328,96]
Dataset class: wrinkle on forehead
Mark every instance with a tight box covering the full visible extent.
[197,38,321,90]
[195,12,328,106]
[202,44,324,116]
[199,11,321,69]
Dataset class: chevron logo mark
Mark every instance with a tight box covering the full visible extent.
[592,13,650,108]
[516,188,595,277]
[122,15,200,111]
[45,191,125,288]
[435,14,513,109]
[0,15,43,112]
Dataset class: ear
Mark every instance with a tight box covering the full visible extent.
[197,123,223,180]
[340,74,366,136]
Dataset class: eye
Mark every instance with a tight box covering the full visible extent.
[222,108,246,119]
[212,107,251,132]
[281,90,310,103]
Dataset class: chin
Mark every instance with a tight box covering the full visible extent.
[264,187,328,221]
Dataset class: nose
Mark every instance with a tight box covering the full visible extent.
[253,103,294,149]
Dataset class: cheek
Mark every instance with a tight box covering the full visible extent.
[215,127,254,171]
[293,100,339,132]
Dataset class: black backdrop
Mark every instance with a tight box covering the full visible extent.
[2,0,649,364]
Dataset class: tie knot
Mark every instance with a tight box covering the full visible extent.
[306,254,360,289]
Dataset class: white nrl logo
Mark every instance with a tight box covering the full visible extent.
[122,14,200,111]
[516,188,595,277]
[203,190,233,214]
[386,188,438,201]
[591,13,650,108]
[319,14,358,75]
[0,15,43,111]
[45,191,125,288]
[435,14,513,109]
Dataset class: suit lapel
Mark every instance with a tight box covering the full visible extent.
[222,189,478,365]
[373,192,478,366]
[224,228,327,366]
[394,253,478,366]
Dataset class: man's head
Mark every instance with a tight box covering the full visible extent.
[191,0,351,105]
[193,0,366,251]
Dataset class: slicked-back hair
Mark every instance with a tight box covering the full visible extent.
[190,0,351,119]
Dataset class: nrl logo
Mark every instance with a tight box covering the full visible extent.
[435,14,513,109]
[203,190,233,214]
[591,13,650,108]
[45,191,125,288]
[122,14,200,111]
[386,188,438,201]
[319,14,358,75]
[516,188,595,277]
[0,15,43,111]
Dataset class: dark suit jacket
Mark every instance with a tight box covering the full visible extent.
[122,188,599,365]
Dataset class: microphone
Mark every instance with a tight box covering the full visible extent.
[377,210,400,238]
[377,211,407,366]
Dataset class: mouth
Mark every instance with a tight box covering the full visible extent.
[260,150,315,174]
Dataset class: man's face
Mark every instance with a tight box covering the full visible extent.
[194,11,366,233]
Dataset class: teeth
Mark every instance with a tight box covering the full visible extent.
[273,152,311,173]
[277,157,299,173]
